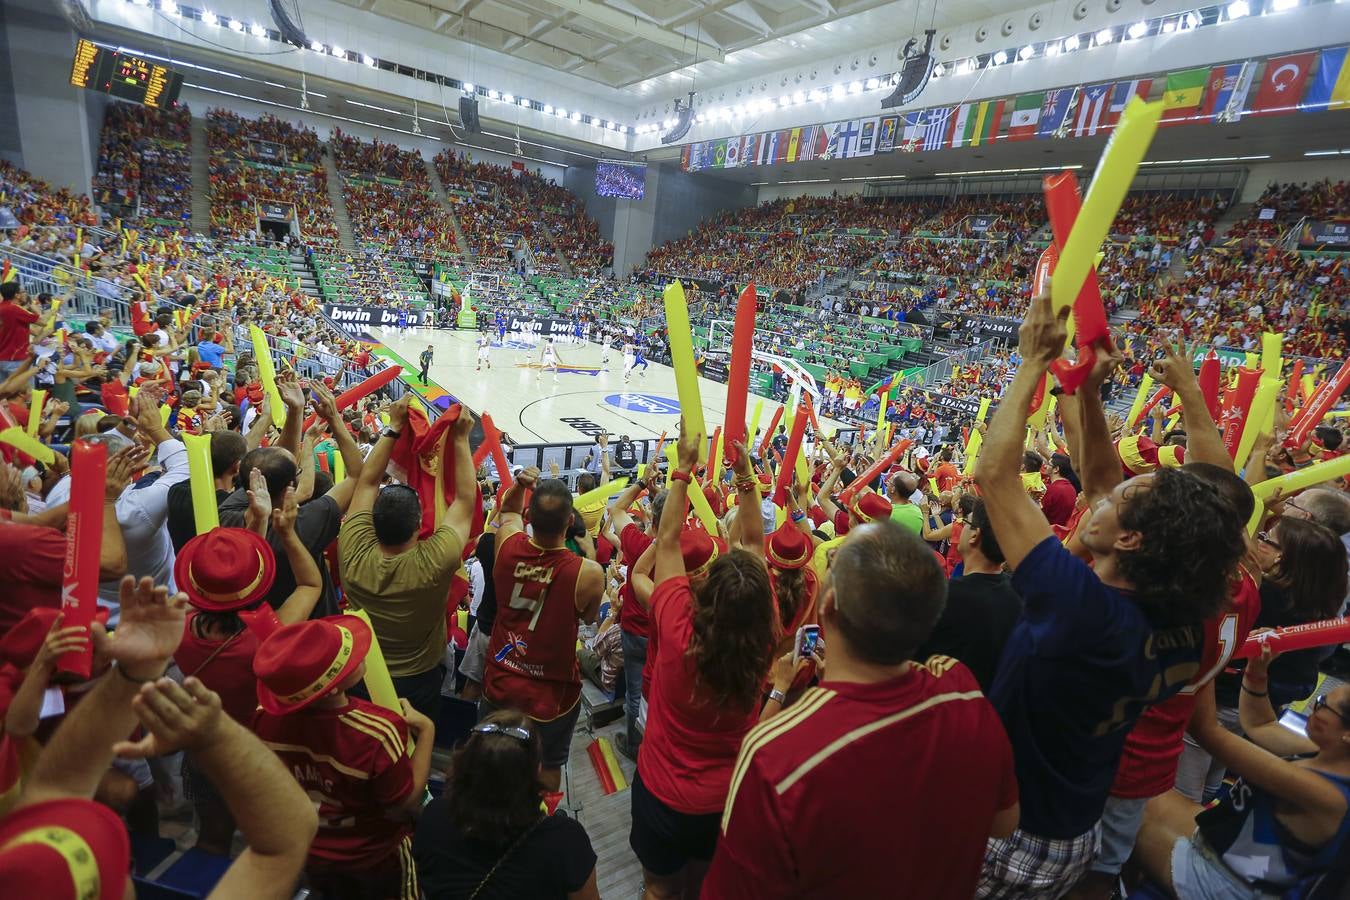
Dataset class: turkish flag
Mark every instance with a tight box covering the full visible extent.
[1249,52,1315,117]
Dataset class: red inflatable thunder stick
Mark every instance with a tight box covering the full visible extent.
[722,282,758,466]
[470,412,514,507]
[773,406,809,506]
[58,440,108,678]
[1285,358,1350,449]
[1234,618,1350,659]
[1198,350,1222,422]
[1041,172,1112,396]
[301,365,404,431]
[838,439,914,505]
[1221,367,1263,461]
[758,405,785,459]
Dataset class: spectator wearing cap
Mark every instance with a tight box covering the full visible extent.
[0,575,318,900]
[0,444,136,631]
[338,398,476,722]
[219,381,363,618]
[172,479,321,854]
[630,428,775,899]
[252,613,435,899]
[705,520,1020,899]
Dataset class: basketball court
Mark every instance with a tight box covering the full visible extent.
[376,325,844,446]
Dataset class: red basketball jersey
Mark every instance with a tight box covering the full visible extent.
[1111,567,1261,799]
[483,531,586,722]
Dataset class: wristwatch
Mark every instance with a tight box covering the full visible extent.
[767,688,787,706]
[382,427,402,440]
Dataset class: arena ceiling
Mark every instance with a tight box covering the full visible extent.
[324,0,1035,90]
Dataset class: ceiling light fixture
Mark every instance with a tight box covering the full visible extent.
[573,111,583,122]
[362,54,375,67]
[228,18,244,32]
[1127,21,1147,39]
[1017,45,1034,61]
[462,82,475,93]
[1094,28,1113,45]
[992,50,1008,65]
[331,46,344,58]
[1045,41,1062,57]
[847,81,862,93]
[1226,0,1250,19]
[249,22,265,37]
[201,10,216,25]
[309,40,324,52]
[1271,0,1298,10]
[543,104,553,114]
[865,77,879,90]
[1063,34,1081,51]
[159,0,178,13]
[502,92,514,103]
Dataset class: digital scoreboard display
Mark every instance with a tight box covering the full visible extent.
[70,39,184,109]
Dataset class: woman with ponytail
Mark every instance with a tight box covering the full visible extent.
[1040,451,1081,527]
[629,425,776,900]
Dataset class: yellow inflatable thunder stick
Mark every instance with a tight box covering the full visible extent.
[249,325,286,428]
[182,433,221,534]
[663,282,706,463]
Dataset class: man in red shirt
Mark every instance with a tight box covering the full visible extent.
[705,519,1020,899]
[481,468,605,793]
[252,615,435,900]
[0,282,40,381]
[1040,452,1080,527]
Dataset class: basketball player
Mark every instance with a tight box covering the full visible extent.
[632,343,650,377]
[481,468,605,793]
[622,341,636,382]
[476,331,491,372]
[495,312,507,345]
[573,319,584,345]
[600,334,613,369]
[539,336,560,383]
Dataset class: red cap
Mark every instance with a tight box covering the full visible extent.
[174,527,276,612]
[253,616,372,715]
[851,492,892,524]
[680,527,720,579]
[0,798,130,900]
[766,526,812,570]
[0,607,108,670]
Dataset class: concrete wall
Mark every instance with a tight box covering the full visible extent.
[564,162,756,276]
[1,0,100,194]
[0,1,22,167]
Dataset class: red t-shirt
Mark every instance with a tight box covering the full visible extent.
[1040,477,1078,527]
[0,301,38,362]
[173,616,260,725]
[636,577,764,815]
[251,697,412,864]
[0,522,65,632]
[483,532,585,722]
[1111,568,1261,799]
[617,523,651,640]
[704,657,1018,899]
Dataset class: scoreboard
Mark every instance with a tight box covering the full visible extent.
[70,39,184,109]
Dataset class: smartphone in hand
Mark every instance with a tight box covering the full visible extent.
[794,624,821,664]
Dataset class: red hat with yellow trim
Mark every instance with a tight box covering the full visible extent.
[253,615,373,715]
[680,527,721,579]
[850,492,893,524]
[766,526,812,570]
[0,797,130,900]
[1117,434,1186,478]
[173,527,276,613]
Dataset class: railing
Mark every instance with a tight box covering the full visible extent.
[900,338,999,387]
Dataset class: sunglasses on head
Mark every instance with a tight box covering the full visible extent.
[472,722,532,743]
[1255,531,1281,551]
[1313,694,1350,728]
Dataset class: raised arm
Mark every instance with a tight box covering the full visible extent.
[1151,339,1227,467]
[244,396,273,450]
[110,678,318,900]
[349,396,409,515]
[815,449,848,523]
[654,423,698,584]
[1074,340,1126,507]
[272,487,322,625]
[441,408,477,542]
[495,465,537,546]
[310,382,364,508]
[1235,645,1317,757]
[275,370,305,456]
[730,440,764,557]
[972,292,1064,570]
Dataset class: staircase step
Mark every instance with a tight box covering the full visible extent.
[322,146,357,252]
[425,159,473,265]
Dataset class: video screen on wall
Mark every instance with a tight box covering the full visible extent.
[595,161,646,200]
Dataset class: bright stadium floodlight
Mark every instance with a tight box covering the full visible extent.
[160,0,179,13]
[1063,34,1081,51]
[1227,0,1251,17]
[331,46,344,58]
[202,10,217,25]
[463,82,475,93]
[573,111,583,122]
[992,50,1008,65]
[1271,0,1298,9]
[556,107,567,117]
[228,18,244,32]
[543,104,553,114]
[847,81,862,93]
[865,77,880,89]
[793,90,805,104]
[1127,21,1147,39]
[1046,41,1062,56]
[502,92,514,103]
[1017,45,1034,60]
[250,22,265,37]
[310,39,324,52]
[362,54,375,66]
[1094,28,1113,46]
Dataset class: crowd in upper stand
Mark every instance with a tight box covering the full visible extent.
[206,109,340,245]
[92,103,193,229]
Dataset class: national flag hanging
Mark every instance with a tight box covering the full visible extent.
[785,127,802,162]
[922,107,955,151]
[1250,52,1316,117]
[1037,89,1075,138]
[797,126,820,162]
[713,139,728,168]
[899,111,926,151]
[1201,62,1255,122]
[1006,93,1043,141]
[1304,46,1350,112]
[774,130,791,163]
[1159,67,1211,126]
[1106,79,1153,128]
[1071,84,1113,137]
[742,134,761,167]
[876,115,899,152]
[725,137,741,167]
[837,120,862,158]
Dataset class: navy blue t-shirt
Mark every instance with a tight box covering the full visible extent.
[990,537,1204,839]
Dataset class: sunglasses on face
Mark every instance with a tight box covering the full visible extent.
[1313,694,1350,729]
[472,722,532,743]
